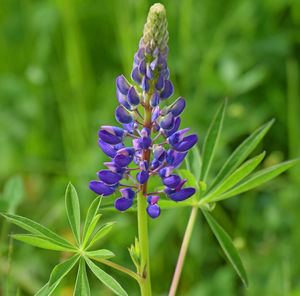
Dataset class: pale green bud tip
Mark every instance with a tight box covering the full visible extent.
[143,3,169,52]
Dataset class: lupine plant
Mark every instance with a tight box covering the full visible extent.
[1,3,298,296]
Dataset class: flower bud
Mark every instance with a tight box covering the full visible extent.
[128,86,140,106]
[115,105,137,124]
[150,89,159,107]
[147,204,161,219]
[131,67,141,84]
[115,197,133,211]
[168,97,186,117]
[162,174,181,188]
[159,112,175,130]
[116,75,131,95]
[89,181,115,196]
[160,80,173,100]
[169,187,195,201]
[120,188,135,199]
[97,170,122,185]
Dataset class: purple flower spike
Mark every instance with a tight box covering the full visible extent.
[156,73,164,90]
[139,58,146,75]
[89,181,115,196]
[137,47,145,59]
[150,57,159,70]
[169,187,196,201]
[150,90,159,107]
[146,65,154,80]
[104,162,126,174]
[115,197,133,212]
[159,112,175,130]
[98,139,117,158]
[147,204,161,219]
[159,166,174,178]
[117,147,135,156]
[138,137,152,150]
[168,97,186,117]
[173,134,198,152]
[162,174,181,188]
[98,130,123,145]
[116,75,131,95]
[160,80,173,100]
[114,154,133,167]
[168,128,190,146]
[147,195,160,205]
[164,117,181,137]
[117,89,132,110]
[128,86,140,106]
[131,67,141,84]
[120,188,135,199]
[97,170,122,185]
[142,76,150,92]
[115,105,136,124]
[151,107,160,121]
[137,171,149,184]
[173,152,188,168]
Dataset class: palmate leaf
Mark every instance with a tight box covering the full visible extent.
[200,99,227,183]
[82,214,102,248]
[74,258,91,296]
[82,196,102,245]
[1,213,75,249]
[87,222,116,249]
[208,119,275,191]
[86,249,115,260]
[35,254,80,296]
[202,210,248,288]
[65,183,81,245]
[191,145,202,182]
[201,152,265,204]
[210,159,299,202]
[85,257,128,296]
[158,200,193,209]
[11,234,75,251]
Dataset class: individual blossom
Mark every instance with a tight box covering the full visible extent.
[89,3,198,218]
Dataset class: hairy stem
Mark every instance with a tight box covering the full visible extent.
[169,206,198,296]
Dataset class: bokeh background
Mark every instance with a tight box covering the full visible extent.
[1,0,300,295]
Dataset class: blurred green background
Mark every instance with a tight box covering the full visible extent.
[1,0,300,295]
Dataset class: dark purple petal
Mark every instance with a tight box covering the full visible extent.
[120,188,135,199]
[98,130,122,145]
[147,204,161,219]
[159,112,175,130]
[114,154,133,167]
[168,128,190,146]
[136,171,149,184]
[147,195,160,205]
[97,170,122,185]
[142,76,150,92]
[173,134,198,152]
[101,126,125,138]
[104,162,126,174]
[158,56,167,71]
[128,86,140,106]
[150,90,159,107]
[169,187,196,201]
[98,139,117,158]
[163,68,170,79]
[173,152,188,168]
[153,146,166,160]
[137,47,145,59]
[131,67,141,84]
[115,105,135,124]
[117,89,132,110]
[150,159,160,170]
[150,57,158,70]
[156,73,164,90]
[146,65,154,80]
[151,107,160,121]
[117,147,135,156]
[164,117,181,137]
[123,122,137,134]
[115,197,133,211]
[116,75,131,95]
[168,97,186,117]
[140,127,150,137]
[139,58,146,75]
[159,166,174,178]
[162,174,181,188]
[138,137,152,150]
[139,160,149,171]
[160,80,173,100]
[89,181,115,196]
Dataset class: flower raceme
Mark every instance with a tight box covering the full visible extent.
[89,3,198,219]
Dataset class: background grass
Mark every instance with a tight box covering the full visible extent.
[0,0,299,295]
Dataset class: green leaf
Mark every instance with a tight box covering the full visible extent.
[85,257,128,296]
[178,169,198,189]
[11,234,75,251]
[82,196,102,246]
[158,200,193,209]
[191,145,202,182]
[3,175,25,213]
[86,222,115,249]
[74,258,91,296]
[1,213,75,249]
[86,249,115,259]
[200,99,227,182]
[209,119,274,190]
[201,152,265,203]
[65,183,81,245]
[211,159,298,202]
[49,254,80,285]
[202,210,248,288]
[82,214,102,248]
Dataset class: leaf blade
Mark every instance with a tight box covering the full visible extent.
[86,222,115,250]
[200,99,227,182]
[74,258,91,296]
[65,183,81,245]
[86,249,115,260]
[85,257,128,296]
[202,210,248,288]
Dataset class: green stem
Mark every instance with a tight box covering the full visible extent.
[169,206,198,296]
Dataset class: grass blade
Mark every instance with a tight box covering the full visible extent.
[74,258,91,296]
[86,222,115,250]
[201,152,265,203]
[208,119,274,191]
[11,234,76,251]
[65,183,81,245]
[85,257,128,296]
[211,159,299,202]
[200,99,227,182]
[1,213,74,249]
[202,210,248,288]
